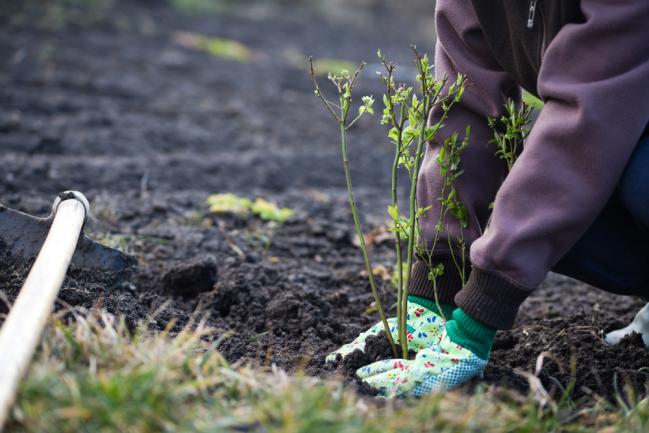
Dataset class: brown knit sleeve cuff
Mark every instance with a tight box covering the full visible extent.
[408,256,466,306]
[454,267,532,330]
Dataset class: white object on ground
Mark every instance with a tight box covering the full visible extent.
[604,303,649,348]
[0,192,88,430]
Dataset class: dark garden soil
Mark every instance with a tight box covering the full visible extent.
[1,0,648,404]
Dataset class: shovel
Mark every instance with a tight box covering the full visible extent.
[0,191,135,429]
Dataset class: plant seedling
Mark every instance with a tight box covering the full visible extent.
[488,99,534,172]
[311,48,469,358]
[309,59,397,357]
[378,48,468,355]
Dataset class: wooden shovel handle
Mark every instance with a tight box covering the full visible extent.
[0,193,88,430]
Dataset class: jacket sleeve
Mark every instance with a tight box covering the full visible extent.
[458,0,649,329]
[410,0,518,305]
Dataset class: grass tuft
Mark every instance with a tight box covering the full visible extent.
[4,308,649,432]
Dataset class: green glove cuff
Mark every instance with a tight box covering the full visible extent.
[446,308,496,360]
[407,295,455,321]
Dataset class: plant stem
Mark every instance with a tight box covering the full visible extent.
[447,225,467,286]
[401,92,429,358]
[339,119,398,358]
[401,51,430,357]
[391,106,405,355]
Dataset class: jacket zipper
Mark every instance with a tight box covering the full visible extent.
[527,0,538,28]
[527,0,547,63]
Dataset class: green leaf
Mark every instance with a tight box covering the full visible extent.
[387,204,399,221]
[206,193,252,216]
[251,198,294,223]
[388,127,400,143]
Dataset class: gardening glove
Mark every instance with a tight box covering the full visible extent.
[605,303,649,348]
[356,309,495,397]
[356,333,486,397]
[325,296,452,363]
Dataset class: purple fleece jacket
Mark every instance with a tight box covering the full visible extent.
[415,0,649,329]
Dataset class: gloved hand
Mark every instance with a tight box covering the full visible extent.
[326,297,449,363]
[356,332,487,397]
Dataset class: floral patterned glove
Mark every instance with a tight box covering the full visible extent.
[356,332,488,397]
[325,297,449,363]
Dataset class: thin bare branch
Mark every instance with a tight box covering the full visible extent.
[308,57,342,123]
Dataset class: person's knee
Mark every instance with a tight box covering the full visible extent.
[620,138,649,227]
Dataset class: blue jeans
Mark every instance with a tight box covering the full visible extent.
[553,135,649,297]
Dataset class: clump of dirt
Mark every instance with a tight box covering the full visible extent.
[162,255,217,296]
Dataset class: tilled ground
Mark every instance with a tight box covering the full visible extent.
[1,0,648,404]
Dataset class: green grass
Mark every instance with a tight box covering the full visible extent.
[173,32,254,63]
[5,309,649,432]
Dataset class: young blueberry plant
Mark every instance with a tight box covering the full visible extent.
[485,99,534,215]
[488,99,534,172]
[378,48,468,356]
[310,49,468,359]
[309,58,398,357]
[416,129,471,315]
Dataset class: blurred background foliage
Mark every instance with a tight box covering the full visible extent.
[0,0,436,32]
[0,0,118,30]
[0,0,543,108]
